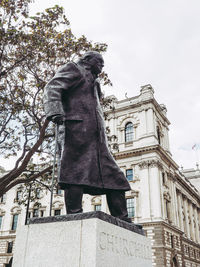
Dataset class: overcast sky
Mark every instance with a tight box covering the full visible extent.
[2,0,200,170]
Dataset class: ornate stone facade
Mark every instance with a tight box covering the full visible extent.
[0,85,199,266]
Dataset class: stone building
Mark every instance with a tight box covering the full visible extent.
[0,85,199,267]
[182,165,200,193]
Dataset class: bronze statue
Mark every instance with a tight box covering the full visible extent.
[44,51,132,223]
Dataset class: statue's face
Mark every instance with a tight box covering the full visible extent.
[88,55,104,75]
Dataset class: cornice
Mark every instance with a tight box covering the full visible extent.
[186,175,200,180]
[114,144,179,169]
[105,98,170,125]
[141,220,183,234]
[0,234,16,240]
[138,159,164,170]
[182,236,200,249]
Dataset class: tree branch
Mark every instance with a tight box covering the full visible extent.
[1,165,53,196]
[0,119,50,187]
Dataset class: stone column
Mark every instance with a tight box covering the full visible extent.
[183,197,190,239]
[188,201,195,241]
[112,116,116,137]
[162,126,167,150]
[193,205,199,243]
[118,127,124,147]
[177,192,184,231]
[139,110,147,137]
[171,181,178,226]
[148,161,162,220]
[165,126,170,152]
[199,208,200,233]
[134,192,139,221]
[146,108,154,134]
[134,125,137,140]
[166,199,172,222]
[138,161,151,221]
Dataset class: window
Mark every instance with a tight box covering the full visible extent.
[126,198,135,218]
[0,194,6,203]
[94,204,101,211]
[54,209,61,216]
[36,188,40,199]
[172,257,178,267]
[7,241,13,253]
[16,190,22,201]
[126,169,133,181]
[56,187,62,195]
[33,209,39,218]
[125,122,133,142]
[40,210,44,217]
[157,126,161,144]
[5,257,13,267]
[11,214,18,231]
[0,216,2,229]
[162,172,165,185]
[171,235,174,248]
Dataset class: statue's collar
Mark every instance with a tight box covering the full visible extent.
[79,61,91,71]
[78,62,97,79]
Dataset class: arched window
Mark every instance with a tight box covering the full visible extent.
[91,196,101,211]
[125,122,133,142]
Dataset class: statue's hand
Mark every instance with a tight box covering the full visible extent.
[51,115,64,125]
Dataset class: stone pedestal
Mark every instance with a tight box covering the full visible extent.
[13,211,152,267]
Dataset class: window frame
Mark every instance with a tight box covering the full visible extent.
[157,126,161,144]
[54,209,61,216]
[0,194,6,203]
[94,204,101,211]
[56,187,62,195]
[7,241,13,254]
[126,169,133,181]
[126,198,135,218]
[11,214,18,231]
[125,122,134,143]
[16,190,22,201]
[36,188,41,199]
[33,208,39,218]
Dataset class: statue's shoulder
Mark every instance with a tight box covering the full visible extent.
[59,61,80,73]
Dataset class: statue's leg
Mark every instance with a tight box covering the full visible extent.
[64,185,83,214]
[106,190,132,223]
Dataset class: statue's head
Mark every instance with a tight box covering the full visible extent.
[80,51,104,75]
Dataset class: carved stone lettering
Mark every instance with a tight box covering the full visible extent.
[99,232,106,250]
[107,234,114,252]
[123,238,129,256]
[98,231,152,260]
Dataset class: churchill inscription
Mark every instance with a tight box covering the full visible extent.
[99,231,152,260]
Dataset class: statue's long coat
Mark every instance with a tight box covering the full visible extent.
[44,62,130,195]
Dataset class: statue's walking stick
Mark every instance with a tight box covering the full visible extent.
[49,124,59,216]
